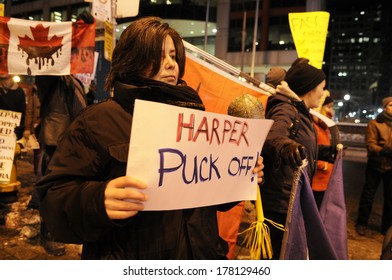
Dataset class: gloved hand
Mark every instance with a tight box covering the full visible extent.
[318,145,336,163]
[280,142,306,169]
[380,148,392,157]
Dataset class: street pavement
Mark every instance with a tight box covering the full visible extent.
[0,147,385,260]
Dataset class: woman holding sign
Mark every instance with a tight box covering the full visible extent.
[36,16,264,260]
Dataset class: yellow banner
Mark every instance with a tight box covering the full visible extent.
[289,11,330,69]
[104,21,113,61]
[0,4,4,17]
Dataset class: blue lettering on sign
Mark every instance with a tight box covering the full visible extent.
[158,148,221,186]
[228,156,254,177]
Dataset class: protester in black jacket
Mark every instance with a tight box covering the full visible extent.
[36,16,264,260]
[260,62,326,259]
[0,74,26,140]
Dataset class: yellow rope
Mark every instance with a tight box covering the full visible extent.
[238,186,285,259]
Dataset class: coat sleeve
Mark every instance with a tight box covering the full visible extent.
[366,120,383,156]
[36,115,116,244]
[263,102,300,166]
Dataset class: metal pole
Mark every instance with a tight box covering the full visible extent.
[204,0,210,51]
[241,11,246,72]
[110,0,117,97]
[250,0,260,77]
[111,0,117,50]
[183,40,275,95]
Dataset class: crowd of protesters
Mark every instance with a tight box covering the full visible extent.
[0,15,390,260]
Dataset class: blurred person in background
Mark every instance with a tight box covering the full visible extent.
[312,92,336,209]
[356,97,392,236]
[0,74,26,141]
[265,66,286,88]
[0,74,26,203]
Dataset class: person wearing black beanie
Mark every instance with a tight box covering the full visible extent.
[284,63,326,97]
[259,62,332,259]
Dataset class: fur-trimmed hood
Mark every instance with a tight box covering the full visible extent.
[275,81,302,102]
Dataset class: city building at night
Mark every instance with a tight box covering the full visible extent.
[326,0,392,123]
[3,0,391,123]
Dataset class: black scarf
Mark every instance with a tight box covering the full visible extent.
[112,76,205,113]
[377,111,392,126]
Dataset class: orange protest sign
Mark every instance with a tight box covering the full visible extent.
[184,52,269,114]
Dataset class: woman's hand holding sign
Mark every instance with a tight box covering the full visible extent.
[104,176,148,220]
[253,156,264,184]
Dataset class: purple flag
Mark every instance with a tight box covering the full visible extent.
[320,150,348,259]
[281,154,346,259]
[280,174,308,259]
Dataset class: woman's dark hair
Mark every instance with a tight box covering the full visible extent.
[105,16,186,91]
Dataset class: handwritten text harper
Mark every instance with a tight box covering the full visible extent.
[176,113,249,146]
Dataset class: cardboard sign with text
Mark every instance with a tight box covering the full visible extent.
[126,100,273,211]
[0,110,21,183]
[289,11,330,69]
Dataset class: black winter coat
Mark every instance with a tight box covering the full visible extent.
[0,86,26,139]
[260,91,318,214]
[36,78,231,259]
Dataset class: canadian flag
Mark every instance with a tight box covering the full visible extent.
[0,16,96,75]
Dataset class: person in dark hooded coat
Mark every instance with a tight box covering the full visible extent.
[36,16,264,260]
[260,62,327,259]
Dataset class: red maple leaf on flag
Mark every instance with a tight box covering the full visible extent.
[18,23,64,74]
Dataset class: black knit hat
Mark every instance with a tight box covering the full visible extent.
[285,63,326,96]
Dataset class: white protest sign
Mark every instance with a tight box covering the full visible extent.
[92,0,112,22]
[126,100,273,211]
[116,0,140,18]
[92,0,140,21]
[0,110,22,183]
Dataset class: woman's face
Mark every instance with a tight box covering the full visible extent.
[384,102,392,116]
[303,80,326,109]
[147,35,179,86]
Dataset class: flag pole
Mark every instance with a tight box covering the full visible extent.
[183,40,275,95]
[204,0,210,51]
[241,11,247,72]
[250,0,260,77]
